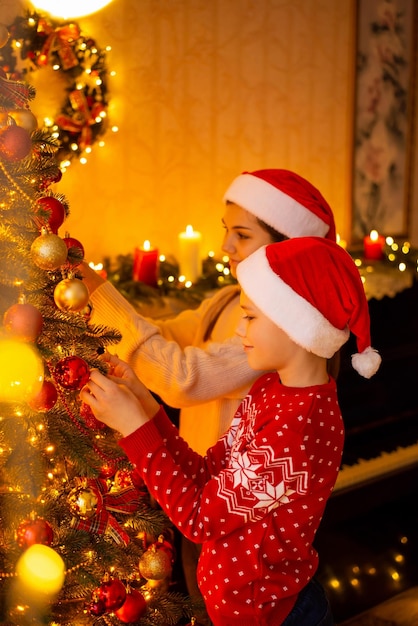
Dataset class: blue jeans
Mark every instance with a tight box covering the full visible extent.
[281,578,334,626]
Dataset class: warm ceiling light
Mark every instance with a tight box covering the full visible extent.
[29,0,114,19]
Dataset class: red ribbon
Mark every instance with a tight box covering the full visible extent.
[37,19,80,70]
[55,91,104,148]
[70,475,143,546]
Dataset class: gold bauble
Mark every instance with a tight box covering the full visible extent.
[16,544,65,598]
[54,278,90,312]
[31,232,68,270]
[138,544,172,581]
[8,109,38,133]
[68,486,99,519]
[0,339,43,402]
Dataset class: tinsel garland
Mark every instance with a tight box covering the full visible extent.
[0,11,110,164]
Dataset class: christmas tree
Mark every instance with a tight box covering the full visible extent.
[0,26,195,626]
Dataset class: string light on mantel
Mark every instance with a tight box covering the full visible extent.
[0,11,117,169]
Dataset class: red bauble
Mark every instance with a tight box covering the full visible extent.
[114,588,147,623]
[63,236,85,267]
[0,125,32,161]
[97,577,126,612]
[80,401,106,430]
[153,534,175,564]
[54,356,90,390]
[99,463,116,479]
[16,517,54,549]
[35,197,66,234]
[28,380,58,412]
[88,593,106,617]
[3,302,43,342]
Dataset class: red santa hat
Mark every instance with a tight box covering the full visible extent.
[223,169,336,241]
[237,237,381,378]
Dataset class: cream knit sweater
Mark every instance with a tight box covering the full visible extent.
[89,282,263,454]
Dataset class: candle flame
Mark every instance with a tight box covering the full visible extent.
[185,225,194,235]
[143,240,151,251]
[370,230,379,241]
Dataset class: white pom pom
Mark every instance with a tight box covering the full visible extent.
[351,346,381,378]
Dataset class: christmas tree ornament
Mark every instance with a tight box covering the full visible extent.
[80,301,93,321]
[0,339,43,402]
[79,401,106,430]
[114,586,147,623]
[95,574,126,612]
[63,236,85,266]
[99,463,116,479]
[153,534,175,564]
[54,277,90,312]
[0,23,9,48]
[139,542,173,581]
[34,196,66,234]
[87,590,106,617]
[3,302,43,342]
[0,124,32,161]
[16,515,54,549]
[39,168,63,191]
[54,355,90,390]
[16,544,65,597]
[28,379,58,412]
[30,230,68,271]
[112,469,134,491]
[68,485,100,519]
[8,108,38,133]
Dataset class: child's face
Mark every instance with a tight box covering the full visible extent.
[237,292,298,372]
[221,204,274,278]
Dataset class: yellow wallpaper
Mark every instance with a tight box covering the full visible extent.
[8,0,356,262]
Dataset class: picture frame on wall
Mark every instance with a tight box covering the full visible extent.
[352,0,417,241]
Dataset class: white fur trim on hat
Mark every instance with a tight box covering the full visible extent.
[237,247,349,358]
[223,173,329,238]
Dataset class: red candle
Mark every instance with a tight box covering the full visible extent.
[133,241,159,286]
[363,230,385,260]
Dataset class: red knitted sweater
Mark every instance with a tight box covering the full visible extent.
[119,372,344,625]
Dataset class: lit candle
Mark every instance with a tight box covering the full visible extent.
[133,240,159,286]
[363,230,385,260]
[178,225,202,282]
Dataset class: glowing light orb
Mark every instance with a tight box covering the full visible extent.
[29,0,114,19]
[0,340,44,402]
[16,544,65,596]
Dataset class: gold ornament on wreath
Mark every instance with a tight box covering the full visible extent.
[0,11,110,166]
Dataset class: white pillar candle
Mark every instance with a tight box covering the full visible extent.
[178,225,202,283]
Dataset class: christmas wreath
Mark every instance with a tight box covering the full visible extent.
[0,11,110,164]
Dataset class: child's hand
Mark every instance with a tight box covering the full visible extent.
[101,353,159,417]
[80,369,158,436]
[101,353,140,392]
